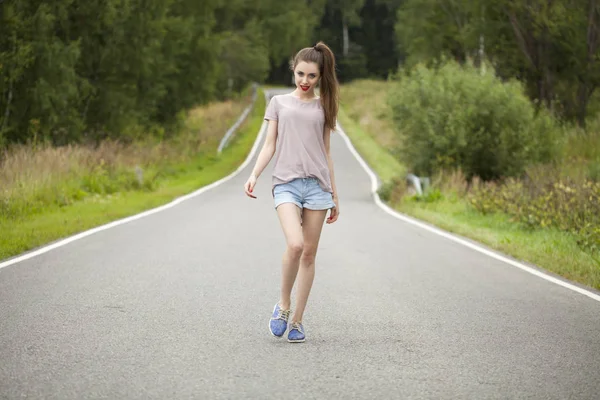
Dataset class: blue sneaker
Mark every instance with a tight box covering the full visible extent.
[269,303,291,337]
[287,322,305,343]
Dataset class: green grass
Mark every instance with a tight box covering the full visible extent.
[0,91,265,261]
[337,106,405,184]
[398,195,600,289]
[340,79,600,291]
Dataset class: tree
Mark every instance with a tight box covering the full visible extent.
[355,0,404,78]
[394,0,600,125]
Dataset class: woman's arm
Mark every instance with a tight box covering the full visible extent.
[324,127,339,223]
[252,121,277,178]
[244,121,278,198]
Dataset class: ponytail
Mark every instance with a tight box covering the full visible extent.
[291,42,340,132]
[313,42,339,132]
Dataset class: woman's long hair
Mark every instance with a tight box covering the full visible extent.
[290,42,340,132]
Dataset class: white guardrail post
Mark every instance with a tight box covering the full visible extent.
[406,173,430,196]
[217,83,259,154]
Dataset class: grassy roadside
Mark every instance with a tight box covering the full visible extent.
[337,107,405,184]
[340,80,600,291]
[0,90,265,261]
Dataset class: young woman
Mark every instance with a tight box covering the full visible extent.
[243,42,340,343]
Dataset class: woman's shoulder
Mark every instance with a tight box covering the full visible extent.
[266,95,285,111]
[269,94,295,105]
[269,94,292,107]
[271,93,289,102]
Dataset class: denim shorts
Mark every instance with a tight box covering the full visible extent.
[273,177,335,210]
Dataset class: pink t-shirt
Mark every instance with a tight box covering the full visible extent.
[264,94,332,193]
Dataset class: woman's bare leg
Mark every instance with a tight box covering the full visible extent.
[292,208,328,323]
[276,203,304,310]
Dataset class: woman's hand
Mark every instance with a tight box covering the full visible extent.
[244,174,257,199]
[327,195,339,224]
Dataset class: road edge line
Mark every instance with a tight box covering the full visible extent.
[335,122,600,304]
[0,94,270,270]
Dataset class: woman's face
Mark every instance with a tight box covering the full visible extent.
[294,61,320,94]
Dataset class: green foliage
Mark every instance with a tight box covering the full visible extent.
[388,60,561,180]
[396,0,476,67]
[377,180,395,202]
[589,159,600,182]
[3,0,597,148]
[0,0,321,147]
[217,29,270,95]
[337,49,369,81]
[0,89,260,222]
[469,175,600,253]
[410,188,444,203]
[394,0,600,126]
[0,89,267,261]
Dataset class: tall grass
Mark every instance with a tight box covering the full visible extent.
[0,89,264,261]
[340,78,600,289]
[0,94,252,221]
[561,115,600,181]
[340,79,400,149]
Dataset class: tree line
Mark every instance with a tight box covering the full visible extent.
[1,0,598,148]
[0,0,325,147]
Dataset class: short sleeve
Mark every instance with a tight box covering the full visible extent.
[264,96,278,121]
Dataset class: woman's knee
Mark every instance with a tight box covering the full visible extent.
[287,240,304,257]
[300,245,317,264]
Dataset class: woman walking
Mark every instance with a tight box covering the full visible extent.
[244,42,340,343]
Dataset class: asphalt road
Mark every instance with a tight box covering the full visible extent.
[1,89,599,399]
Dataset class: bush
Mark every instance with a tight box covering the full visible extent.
[589,159,600,182]
[0,92,254,220]
[388,60,561,181]
[468,167,600,253]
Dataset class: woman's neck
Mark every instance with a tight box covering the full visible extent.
[292,88,318,100]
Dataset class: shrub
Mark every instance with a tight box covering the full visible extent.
[388,60,561,181]
[0,93,253,220]
[468,167,600,253]
[589,159,600,182]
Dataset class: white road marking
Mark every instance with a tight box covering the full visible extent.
[0,99,270,270]
[335,122,600,303]
[3,89,600,306]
